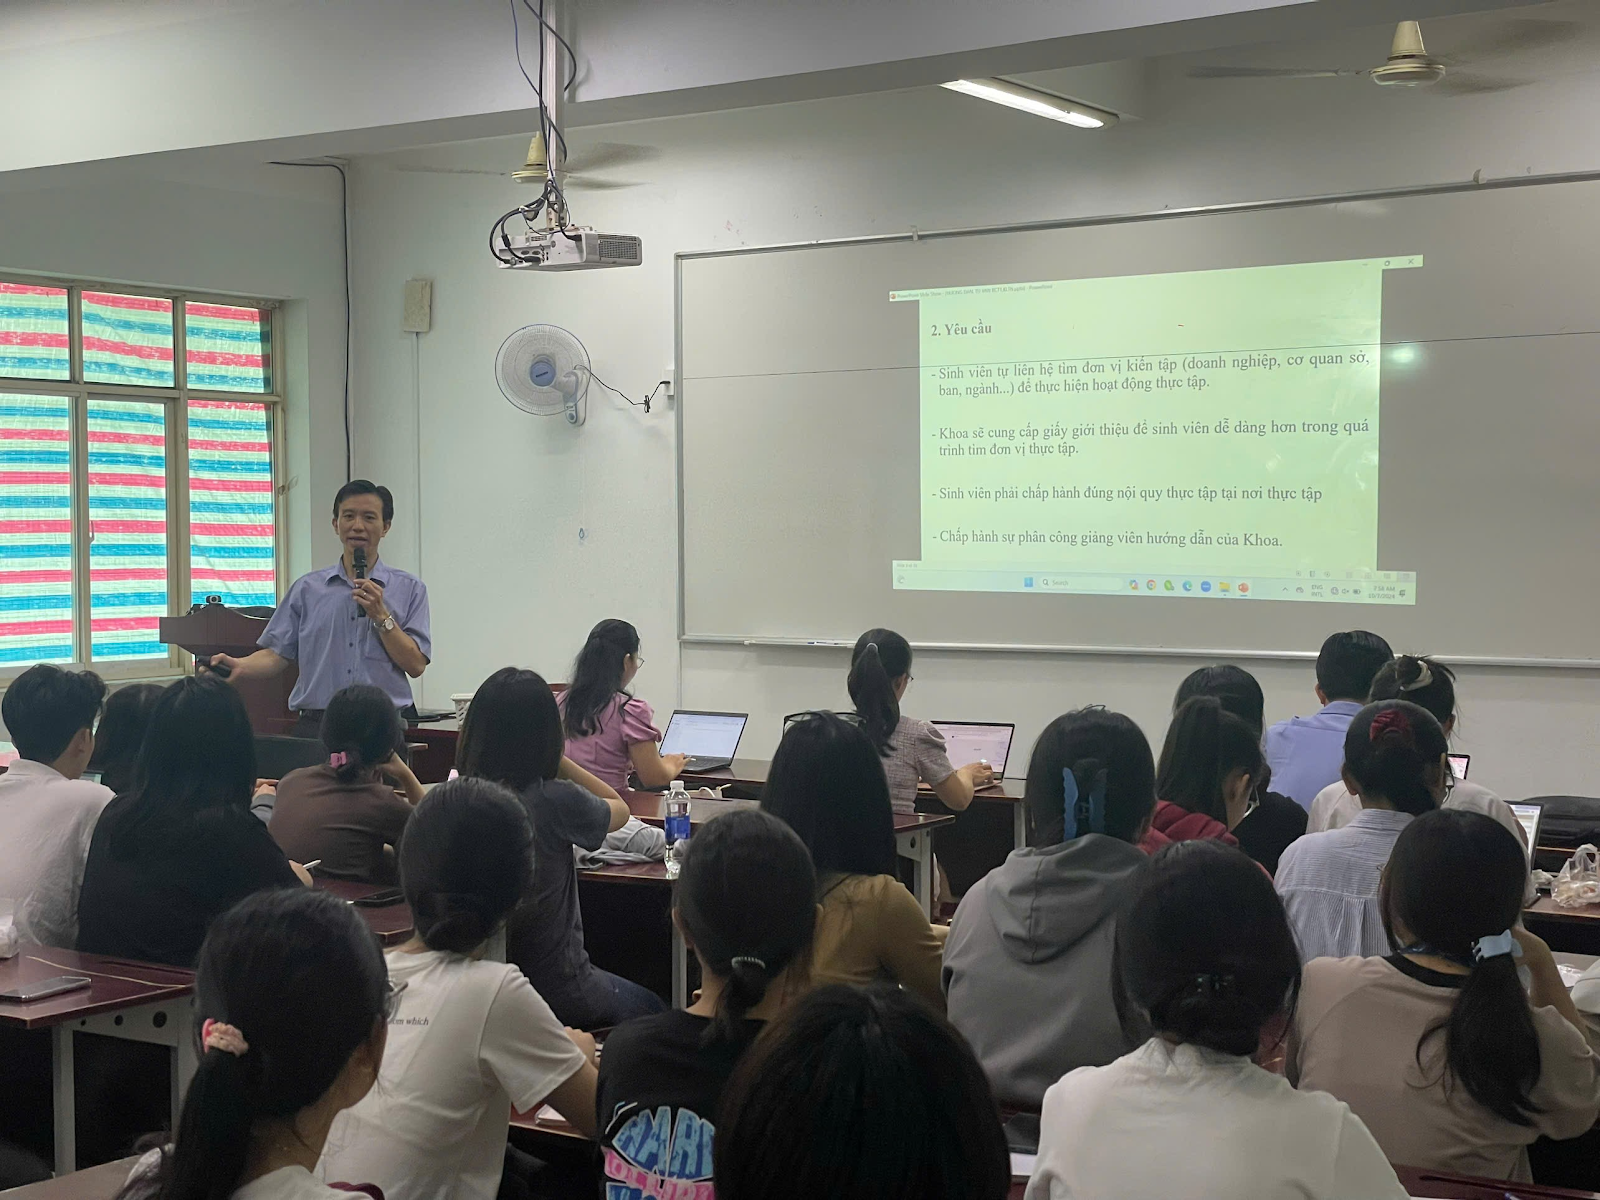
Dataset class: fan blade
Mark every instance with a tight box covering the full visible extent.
[561,142,662,172]
[1430,72,1530,96]
[392,164,510,177]
[562,174,643,191]
[1436,17,1583,63]
[1187,65,1360,79]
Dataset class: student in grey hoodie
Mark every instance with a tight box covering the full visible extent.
[943,707,1158,1109]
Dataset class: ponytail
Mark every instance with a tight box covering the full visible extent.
[1156,697,1264,826]
[1024,708,1157,849]
[321,685,400,784]
[1343,700,1448,817]
[564,619,640,739]
[1381,809,1539,1126]
[115,890,388,1200]
[1369,654,1458,729]
[399,778,533,954]
[676,808,817,1046]
[848,629,911,756]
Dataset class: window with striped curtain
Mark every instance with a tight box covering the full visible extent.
[0,276,280,677]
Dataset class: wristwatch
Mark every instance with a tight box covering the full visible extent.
[377,616,396,632]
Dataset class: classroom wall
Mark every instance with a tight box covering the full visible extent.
[348,17,1600,797]
[0,156,349,648]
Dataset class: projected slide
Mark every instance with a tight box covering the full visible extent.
[890,258,1417,605]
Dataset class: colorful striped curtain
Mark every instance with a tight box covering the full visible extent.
[189,400,274,608]
[186,303,270,393]
[83,292,175,387]
[0,395,74,665]
[0,283,70,380]
[88,400,168,662]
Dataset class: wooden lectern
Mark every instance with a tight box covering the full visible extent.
[159,603,298,735]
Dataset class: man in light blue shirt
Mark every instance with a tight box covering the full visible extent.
[1264,630,1393,808]
[210,480,431,737]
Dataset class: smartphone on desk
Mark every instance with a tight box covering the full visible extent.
[351,888,406,908]
[0,974,92,1002]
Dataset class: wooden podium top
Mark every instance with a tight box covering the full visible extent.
[158,603,273,656]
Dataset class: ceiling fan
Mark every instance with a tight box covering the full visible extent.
[1189,16,1579,96]
[392,136,660,190]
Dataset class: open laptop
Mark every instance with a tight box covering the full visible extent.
[931,721,1017,776]
[1448,753,1470,780]
[1508,801,1544,855]
[660,710,749,772]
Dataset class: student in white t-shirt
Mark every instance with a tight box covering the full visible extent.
[319,778,598,1200]
[1027,840,1407,1200]
[117,887,392,1200]
[1307,657,1527,852]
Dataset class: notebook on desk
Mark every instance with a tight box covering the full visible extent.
[931,721,1016,777]
[661,710,749,772]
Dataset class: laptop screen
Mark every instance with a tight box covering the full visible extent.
[1448,753,1470,780]
[932,722,1016,776]
[661,711,748,759]
[1507,802,1543,852]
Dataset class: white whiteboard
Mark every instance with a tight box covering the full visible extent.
[677,176,1600,664]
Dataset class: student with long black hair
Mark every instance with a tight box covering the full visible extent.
[117,889,390,1200]
[1028,841,1406,1199]
[559,619,685,791]
[715,985,1011,1200]
[943,707,1157,1107]
[86,682,163,795]
[1309,656,1526,853]
[847,629,992,814]
[319,778,599,1200]
[597,809,817,1199]
[1145,697,1260,850]
[78,676,308,968]
[1172,665,1306,873]
[1275,700,1447,962]
[1290,809,1600,1181]
[456,666,657,1030]
[269,685,423,883]
[762,712,946,1010]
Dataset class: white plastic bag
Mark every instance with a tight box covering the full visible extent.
[1552,844,1600,908]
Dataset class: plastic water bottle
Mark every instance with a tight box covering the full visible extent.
[664,782,691,880]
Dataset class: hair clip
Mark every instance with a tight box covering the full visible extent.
[1472,930,1521,962]
[328,751,349,768]
[1368,708,1413,744]
[1062,767,1109,840]
[730,955,767,972]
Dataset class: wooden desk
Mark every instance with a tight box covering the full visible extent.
[0,948,196,1175]
[622,791,955,917]
[578,862,690,1008]
[405,717,461,785]
[315,878,415,947]
[0,1154,140,1198]
[1526,896,1600,955]
[1395,1164,1599,1198]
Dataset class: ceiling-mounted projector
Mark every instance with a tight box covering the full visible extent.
[498,227,643,270]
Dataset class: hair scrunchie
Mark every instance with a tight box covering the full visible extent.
[1368,708,1413,745]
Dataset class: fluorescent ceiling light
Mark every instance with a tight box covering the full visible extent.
[941,78,1118,129]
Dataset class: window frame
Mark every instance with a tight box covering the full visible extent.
[0,270,285,682]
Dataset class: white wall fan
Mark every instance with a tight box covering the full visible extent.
[495,324,591,426]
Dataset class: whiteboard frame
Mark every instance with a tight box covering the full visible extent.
[673,167,1600,671]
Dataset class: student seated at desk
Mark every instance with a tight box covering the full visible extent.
[1275,700,1444,963]
[942,708,1155,1108]
[1173,665,1306,874]
[117,889,390,1200]
[1309,656,1526,852]
[0,663,111,948]
[78,676,309,969]
[1141,696,1258,853]
[761,711,946,1011]
[85,682,163,796]
[1266,630,1393,808]
[559,619,686,792]
[1289,809,1600,1182]
[848,628,992,814]
[319,778,599,1200]
[714,984,1010,1200]
[269,685,423,884]
[597,809,816,1199]
[1027,841,1407,1200]
[455,666,659,1029]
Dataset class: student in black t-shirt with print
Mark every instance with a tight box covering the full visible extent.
[595,809,818,1197]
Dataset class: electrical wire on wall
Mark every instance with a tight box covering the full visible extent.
[269,159,353,480]
[411,329,424,706]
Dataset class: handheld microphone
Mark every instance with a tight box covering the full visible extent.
[353,545,367,617]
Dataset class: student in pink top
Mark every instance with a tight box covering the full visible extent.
[558,620,686,793]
